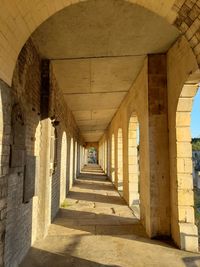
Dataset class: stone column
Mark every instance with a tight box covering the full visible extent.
[147,54,170,237]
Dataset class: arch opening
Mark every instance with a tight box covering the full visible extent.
[60,131,67,205]
[87,147,98,164]
[117,128,123,195]
[128,113,140,218]
[175,74,200,251]
[69,137,74,190]
[111,134,115,182]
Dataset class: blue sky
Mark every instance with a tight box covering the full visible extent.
[191,87,200,138]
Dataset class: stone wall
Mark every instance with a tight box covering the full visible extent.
[167,35,200,251]
[173,0,200,65]
[4,40,41,267]
[0,80,11,267]
[0,39,82,267]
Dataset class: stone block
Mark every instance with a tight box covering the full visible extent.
[179,206,195,223]
[177,142,192,158]
[176,126,191,141]
[178,189,194,205]
[177,158,193,174]
[176,112,191,126]
[177,97,193,112]
[179,223,199,252]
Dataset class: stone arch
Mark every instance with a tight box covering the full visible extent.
[0,0,199,86]
[74,141,78,179]
[111,134,115,182]
[175,72,200,252]
[69,137,74,189]
[128,112,140,217]
[60,131,67,204]
[104,140,108,174]
[117,128,123,194]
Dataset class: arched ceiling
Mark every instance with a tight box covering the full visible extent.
[32,0,179,59]
[31,0,180,142]
[0,0,178,85]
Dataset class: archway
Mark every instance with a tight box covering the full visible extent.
[0,1,184,87]
[74,141,78,180]
[192,88,200,241]
[175,76,200,251]
[60,131,67,204]
[117,128,123,195]
[128,113,140,217]
[69,137,74,189]
[111,134,115,182]
[104,140,108,174]
[87,147,98,164]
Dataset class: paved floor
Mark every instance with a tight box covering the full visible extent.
[20,165,200,267]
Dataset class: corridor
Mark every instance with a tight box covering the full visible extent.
[20,165,200,267]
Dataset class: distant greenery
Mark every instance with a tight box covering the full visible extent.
[194,188,200,236]
[192,138,200,151]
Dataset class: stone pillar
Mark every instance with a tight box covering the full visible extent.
[84,148,87,165]
[37,60,52,239]
[147,54,170,237]
[77,144,80,176]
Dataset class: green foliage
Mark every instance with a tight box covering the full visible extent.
[194,188,200,235]
[192,138,200,151]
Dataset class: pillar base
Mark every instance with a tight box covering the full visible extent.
[179,223,199,252]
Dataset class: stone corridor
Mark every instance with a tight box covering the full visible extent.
[1,1,200,266]
[20,165,200,267]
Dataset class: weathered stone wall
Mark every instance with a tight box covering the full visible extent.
[0,80,11,267]
[173,0,200,65]
[49,66,81,220]
[4,40,41,267]
[0,39,82,266]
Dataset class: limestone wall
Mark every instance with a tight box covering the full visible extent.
[167,35,199,251]
[0,39,81,267]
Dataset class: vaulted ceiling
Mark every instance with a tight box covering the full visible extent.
[32,0,180,142]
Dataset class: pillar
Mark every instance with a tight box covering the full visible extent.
[146,54,170,237]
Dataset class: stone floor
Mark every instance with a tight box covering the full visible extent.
[20,165,200,267]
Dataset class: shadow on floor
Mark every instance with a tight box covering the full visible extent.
[19,247,121,267]
[77,175,108,180]
[74,182,114,192]
[67,191,126,205]
[182,257,200,267]
[52,208,151,238]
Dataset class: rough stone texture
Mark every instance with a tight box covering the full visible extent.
[147,54,170,237]
[4,40,41,267]
[0,80,11,267]
[173,0,200,65]
[0,39,82,267]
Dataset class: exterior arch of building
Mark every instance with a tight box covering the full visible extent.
[168,35,200,252]
[60,131,67,205]
[128,111,140,217]
[0,1,199,87]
